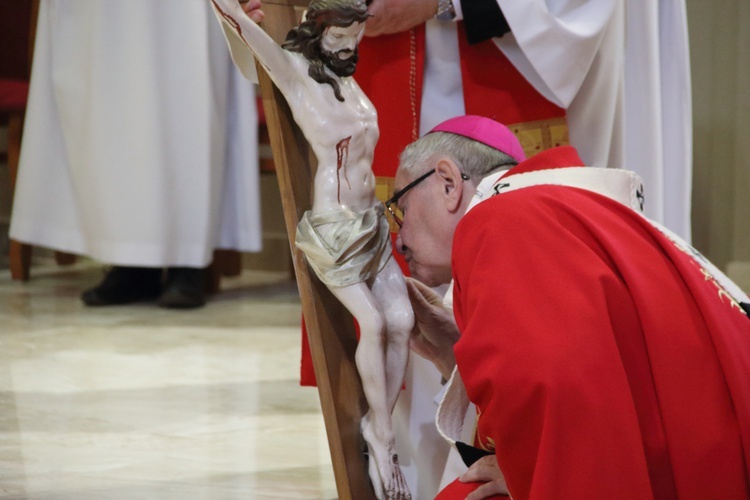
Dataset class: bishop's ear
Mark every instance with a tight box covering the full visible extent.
[434,157,465,213]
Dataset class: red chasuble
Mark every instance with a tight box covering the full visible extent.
[441,148,750,499]
[301,25,567,386]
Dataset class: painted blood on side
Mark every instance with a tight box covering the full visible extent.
[336,135,352,203]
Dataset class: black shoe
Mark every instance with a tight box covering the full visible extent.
[158,267,207,309]
[81,266,162,306]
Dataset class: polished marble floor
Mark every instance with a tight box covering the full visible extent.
[0,262,336,499]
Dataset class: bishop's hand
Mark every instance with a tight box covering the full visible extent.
[405,277,459,379]
[460,454,509,500]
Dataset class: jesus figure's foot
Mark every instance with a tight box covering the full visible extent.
[361,412,411,500]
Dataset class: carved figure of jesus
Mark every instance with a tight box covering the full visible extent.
[210,1,414,498]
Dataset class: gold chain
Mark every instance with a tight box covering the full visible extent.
[409,27,418,141]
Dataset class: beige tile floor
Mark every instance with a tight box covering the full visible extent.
[0,262,336,499]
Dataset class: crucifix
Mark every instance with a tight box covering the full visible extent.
[210,1,414,498]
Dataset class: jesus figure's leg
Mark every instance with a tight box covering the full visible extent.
[370,259,414,413]
[330,282,411,500]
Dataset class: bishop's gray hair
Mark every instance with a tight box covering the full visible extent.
[399,132,519,181]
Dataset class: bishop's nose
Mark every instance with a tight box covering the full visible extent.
[395,232,407,255]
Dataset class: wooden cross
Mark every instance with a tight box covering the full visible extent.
[254,1,376,498]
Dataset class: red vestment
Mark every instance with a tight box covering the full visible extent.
[439,147,750,499]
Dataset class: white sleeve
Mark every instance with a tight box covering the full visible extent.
[451,0,464,21]
[494,0,619,108]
